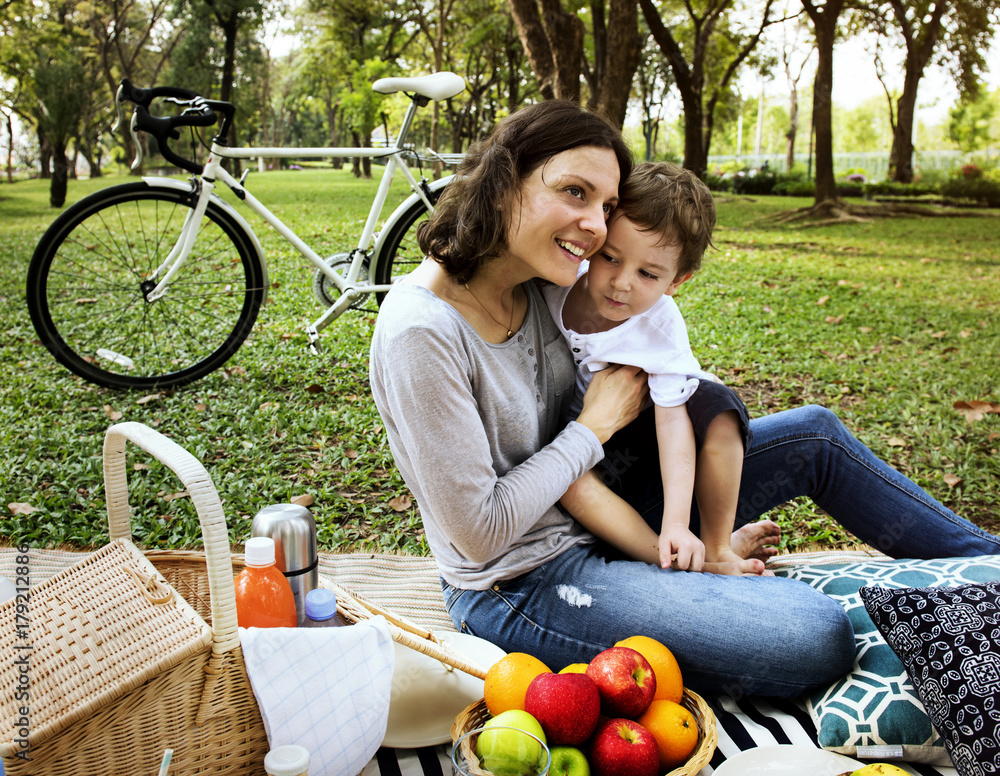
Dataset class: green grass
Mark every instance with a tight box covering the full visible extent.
[2,172,998,556]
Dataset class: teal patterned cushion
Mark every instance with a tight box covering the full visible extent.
[774,555,1000,764]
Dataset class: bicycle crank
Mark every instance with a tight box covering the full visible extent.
[312,253,377,313]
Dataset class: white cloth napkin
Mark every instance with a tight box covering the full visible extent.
[240,617,395,776]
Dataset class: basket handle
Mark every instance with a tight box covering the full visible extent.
[103,421,240,652]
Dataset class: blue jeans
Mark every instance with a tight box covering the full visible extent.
[442,406,1000,698]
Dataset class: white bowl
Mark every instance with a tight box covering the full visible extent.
[382,631,506,749]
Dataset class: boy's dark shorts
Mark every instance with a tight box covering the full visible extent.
[599,378,752,472]
[685,378,752,451]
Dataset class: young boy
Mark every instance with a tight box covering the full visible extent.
[542,162,768,576]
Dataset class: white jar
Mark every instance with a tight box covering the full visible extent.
[264,744,310,776]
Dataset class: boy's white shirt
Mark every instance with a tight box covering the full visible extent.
[540,261,715,419]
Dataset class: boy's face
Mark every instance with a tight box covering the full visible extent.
[584,214,692,326]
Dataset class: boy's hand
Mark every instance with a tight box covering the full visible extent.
[659,524,705,571]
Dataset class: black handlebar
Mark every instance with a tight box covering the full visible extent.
[117,79,236,174]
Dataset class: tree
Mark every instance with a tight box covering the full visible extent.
[867,0,1000,183]
[799,0,847,206]
[175,0,273,104]
[639,0,782,177]
[305,0,416,177]
[634,34,676,160]
[506,0,584,101]
[505,0,640,126]
[778,7,813,172]
[35,46,97,205]
[583,0,642,125]
[947,88,999,154]
[87,0,184,174]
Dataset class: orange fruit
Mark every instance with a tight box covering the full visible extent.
[483,652,552,715]
[558,663,589,674]
[615,635,683,702]
[637,699,699,770]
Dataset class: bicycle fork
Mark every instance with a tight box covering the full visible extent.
[145,178,217,302]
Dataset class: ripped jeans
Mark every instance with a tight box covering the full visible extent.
[441,405,1000,698]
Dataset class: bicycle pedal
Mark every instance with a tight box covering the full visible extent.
[306,325,321,355]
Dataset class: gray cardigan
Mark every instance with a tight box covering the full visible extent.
[369,280,602,590]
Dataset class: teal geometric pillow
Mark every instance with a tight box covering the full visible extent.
[774,555,1000,765]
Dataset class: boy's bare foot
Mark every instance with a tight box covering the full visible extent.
[731,519,781,563]
[701,554,773,577]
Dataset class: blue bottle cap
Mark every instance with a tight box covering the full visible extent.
[304,587,338,621]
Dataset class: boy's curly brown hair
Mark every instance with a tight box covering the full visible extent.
[616,161,716,279]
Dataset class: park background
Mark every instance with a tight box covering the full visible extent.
[1,0,998,554]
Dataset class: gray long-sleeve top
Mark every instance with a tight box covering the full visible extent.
[369,280,602,590]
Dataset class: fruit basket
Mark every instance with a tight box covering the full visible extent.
[451,690,717,776]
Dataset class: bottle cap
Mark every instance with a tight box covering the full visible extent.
[264,744,310,776]
[304,588,338,621]
[244,536,276,567]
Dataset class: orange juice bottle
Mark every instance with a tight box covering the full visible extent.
[234,536,297,628]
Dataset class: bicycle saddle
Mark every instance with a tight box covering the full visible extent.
[372,72,466,101]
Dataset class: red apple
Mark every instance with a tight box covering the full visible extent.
[524,671,601,746]
[585,647,656,718]
[588,718,659,776]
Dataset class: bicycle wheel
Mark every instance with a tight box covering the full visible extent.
[27,182,267,390]
[372,184,444,305]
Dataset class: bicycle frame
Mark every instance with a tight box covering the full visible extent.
[144,92,453,342]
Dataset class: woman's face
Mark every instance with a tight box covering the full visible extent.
[503,145,622,287]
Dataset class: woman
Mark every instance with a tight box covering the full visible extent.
[368,100,1000,697]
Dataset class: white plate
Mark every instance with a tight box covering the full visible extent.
[382,631,506,749]
[713,745,862,776]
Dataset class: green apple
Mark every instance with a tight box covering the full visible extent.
[549,746,590,776]
[476,711,549,776]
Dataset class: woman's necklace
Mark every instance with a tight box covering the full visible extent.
[464,283,515,340]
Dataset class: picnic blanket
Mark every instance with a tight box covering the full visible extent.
[1,547,959,776]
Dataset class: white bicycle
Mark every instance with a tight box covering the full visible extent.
[26,71,466,389]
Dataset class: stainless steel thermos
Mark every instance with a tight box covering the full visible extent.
[250,503,319,625]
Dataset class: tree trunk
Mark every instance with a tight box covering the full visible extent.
[5,112,13,183]
[507,0,584,101]
[809,12,839,203]
[786,82,799,172]
[682,95,708,178]
[888,73,919,182]
[589,0,641,127]
[50,144,69,207]
[38,129,52,180]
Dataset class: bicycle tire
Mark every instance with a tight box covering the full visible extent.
[372,184,444,305]
[27,182,267,390]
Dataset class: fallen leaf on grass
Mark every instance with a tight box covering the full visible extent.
[104,404,123,420]
[259,401,279,411]
[136,393,162,405]
[195,402,208,411]
[825,315,844,324]
[8,502,38,516]
[133,463,150,471]
[162,490,189,502]
[345,449,359,460]
[953,400,1000,423]
[816,295,830,306]
[887,437,908,447]
[943,473,963,488]
[388,494,412,512]
[291,494,315,507]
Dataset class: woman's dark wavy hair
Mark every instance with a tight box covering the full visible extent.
[418,100,634,283]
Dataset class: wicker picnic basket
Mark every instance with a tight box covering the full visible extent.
[0,422,268,776]
[451,689,717,776]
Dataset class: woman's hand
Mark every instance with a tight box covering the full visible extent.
[576,364,649,444]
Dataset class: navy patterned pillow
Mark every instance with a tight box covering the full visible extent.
[860,581,1000,776]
